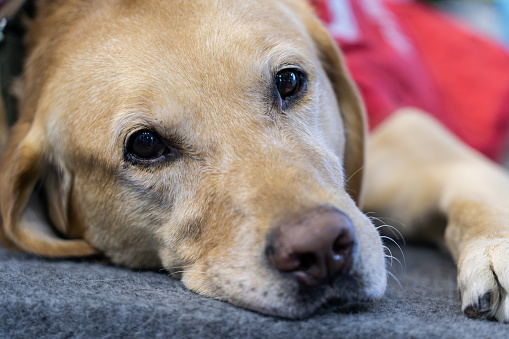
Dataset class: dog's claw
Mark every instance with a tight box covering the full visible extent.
[464,305,489,320]
[463,293,492,319]
[478,292,492,313]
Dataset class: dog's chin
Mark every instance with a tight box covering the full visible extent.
[184,270,383,319]
[246,284,373,318]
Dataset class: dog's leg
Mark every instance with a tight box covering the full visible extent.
[364,108,509,322]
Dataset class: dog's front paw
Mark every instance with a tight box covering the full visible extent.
[458,239,509,322]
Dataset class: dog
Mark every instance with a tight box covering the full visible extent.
[1,0,509,321]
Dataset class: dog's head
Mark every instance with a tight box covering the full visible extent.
[0,0,386,317]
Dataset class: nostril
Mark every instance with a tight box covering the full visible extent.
[332,232,354,256]
[297,253,316,271]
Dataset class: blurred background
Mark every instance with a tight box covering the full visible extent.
[425,0,509,49]
[427,0,509,166]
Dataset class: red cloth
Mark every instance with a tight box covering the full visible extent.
[311,0,509,160]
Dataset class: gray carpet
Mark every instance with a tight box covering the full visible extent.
[2,243,509,338]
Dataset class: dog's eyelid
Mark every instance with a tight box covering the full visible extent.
[278,64,302,71]
[274,63,306,76]
[274,54,315,72]
[124,126,185,150]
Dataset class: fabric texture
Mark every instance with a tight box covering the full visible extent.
[2,244,508,338]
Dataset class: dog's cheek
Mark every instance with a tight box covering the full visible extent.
[178,238,276,301]
[70,172,166,268]
[316,65,345,160]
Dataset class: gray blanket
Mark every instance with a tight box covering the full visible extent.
[1,243,508,338]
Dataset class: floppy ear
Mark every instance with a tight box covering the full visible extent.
[0,98,7,154]
[319,35,367,206]
[0,121,98,256]
[289,1,367,206]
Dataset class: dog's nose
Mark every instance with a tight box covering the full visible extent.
[266,206,355,287]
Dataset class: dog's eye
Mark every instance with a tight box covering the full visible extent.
[275,69,301,99]
[125,130,178,166]
[131,131,165,159]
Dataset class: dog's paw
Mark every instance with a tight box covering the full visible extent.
[458,239,509,322]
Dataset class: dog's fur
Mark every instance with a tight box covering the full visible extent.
[1,0,509,321]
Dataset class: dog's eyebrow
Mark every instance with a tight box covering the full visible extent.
[263,48,314,74]
[111,106,178,148]
[112,107,204,162]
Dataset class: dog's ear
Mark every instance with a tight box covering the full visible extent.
[0,98,7,154]
[288,1,367,205]
[0,121,98,256]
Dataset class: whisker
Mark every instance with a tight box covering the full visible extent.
[380,235,406,267]
[345,165,365,185]
[383,245,395,268]
[374,216,408,229]
[383,245,394,268]
[366,214,407,245]
[385,255,403,269]
[386,270,402,288]
[383,244,404,269]
[369,216,406,243]
[375,223,404,242]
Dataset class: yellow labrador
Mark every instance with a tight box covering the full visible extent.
[1,0,508,321]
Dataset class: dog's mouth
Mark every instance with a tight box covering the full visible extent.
[202,267,374,319]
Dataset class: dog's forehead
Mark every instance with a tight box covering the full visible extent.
[45,0,320,156]
[106,0,315,102]
[90,0,314,84]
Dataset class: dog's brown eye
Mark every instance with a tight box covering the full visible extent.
[132,131,165,159]
[125,130,177,167]
[275,69,301,99]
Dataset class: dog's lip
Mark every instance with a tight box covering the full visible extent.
[204,271,373,319]
[225,290,375,319]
